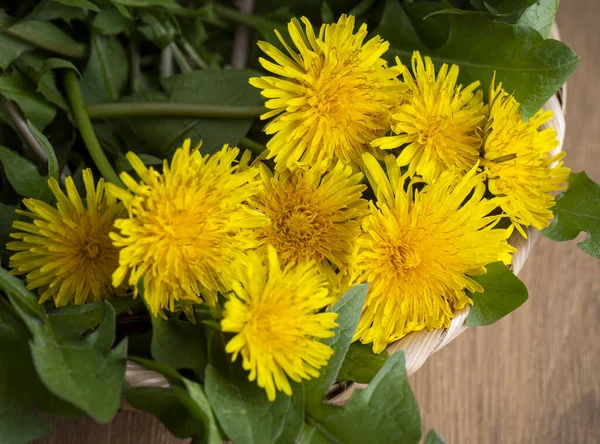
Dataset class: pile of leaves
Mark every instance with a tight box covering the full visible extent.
[0,1,598,443]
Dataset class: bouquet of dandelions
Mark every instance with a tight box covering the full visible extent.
[0,1,598,443]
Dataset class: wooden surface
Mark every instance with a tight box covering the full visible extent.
[37,2,600,443]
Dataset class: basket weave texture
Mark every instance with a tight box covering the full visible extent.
[124,25,568,404]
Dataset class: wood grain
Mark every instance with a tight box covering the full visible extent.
[36,1,600,442]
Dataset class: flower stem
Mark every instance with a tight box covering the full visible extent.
[86,103,267,119]
[63,71,123,187]
[239,137,267,156]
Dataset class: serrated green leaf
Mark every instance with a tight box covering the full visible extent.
[304,284,368,408]
[0,35,34,70]
[542,171,600,258]
[15,53,71,110]
[0,74,56,130]
[425,429,446,444]
[205,363,304,444]
[378,7,578,119]
[151,315,208,377]
[81,35,129,104]
[0,268,127,423]
[517,0,559,39]
[465,261,528,326]
[123,383,206,439]
[316,352,421,444]
[337,342,388,384]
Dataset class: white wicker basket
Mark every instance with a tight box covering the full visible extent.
[124,25,568,406]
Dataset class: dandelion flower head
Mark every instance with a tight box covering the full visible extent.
[483,77,570,237]
[107,140,266,316]
[372,52,484,182]
[251,161,367,294]
[352,154,515,353]
[222,246,338,401]
[249,14,404,171]
[8,169,124,307]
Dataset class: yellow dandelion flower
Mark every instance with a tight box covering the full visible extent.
[222,246,338,401]
[372,52,484,182]
[7,169,124,307]
[251,161,367,293]
[482,78,570,237]
[106,140,266,316]
[249,14,404,171]
[352,154,515,353]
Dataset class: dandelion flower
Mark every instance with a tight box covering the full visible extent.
[7,169,124,307]
[222,246,338,401]
[372,52,484,182]
[249,14,404,171]
[482,78,570,237]
[352,154,515,353]
[106,140,266,316]
[251,161,367,294]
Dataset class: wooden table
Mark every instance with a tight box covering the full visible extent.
[38,1,600,442]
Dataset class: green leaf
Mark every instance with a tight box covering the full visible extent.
[378,9,579,119]
[465,262,528,326]
[178,379,222,444]
[93,7,135,35]
[28,0,87,22]
[0,146,53,202]
[15,53,71,110]
[0,74,56,130]
[425,429,446,444]
[52,0,100,11]
[0,203,19,264]
[0,268,127,423]
[27,120,59,180]
[0,35,34,70]
[542,171,600,258]
[205,364,304,444]
[81,35,129,104]
[321,1,334,23]
[123,383,207,439]
[6,18,87,59]
[47,297,138,342]
[516,0,559,39]
[115,153,161,173]
[337,342,388,384]
[304,284,368,408]
[123,70,262,157]
[151,315,208,377]
[0,306,52,444]
[316,352,422,444]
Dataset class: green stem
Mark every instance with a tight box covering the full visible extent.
[63,71,123,187]
[239,137,267,156]
[86,103,267,119]
[170,42,192,73]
